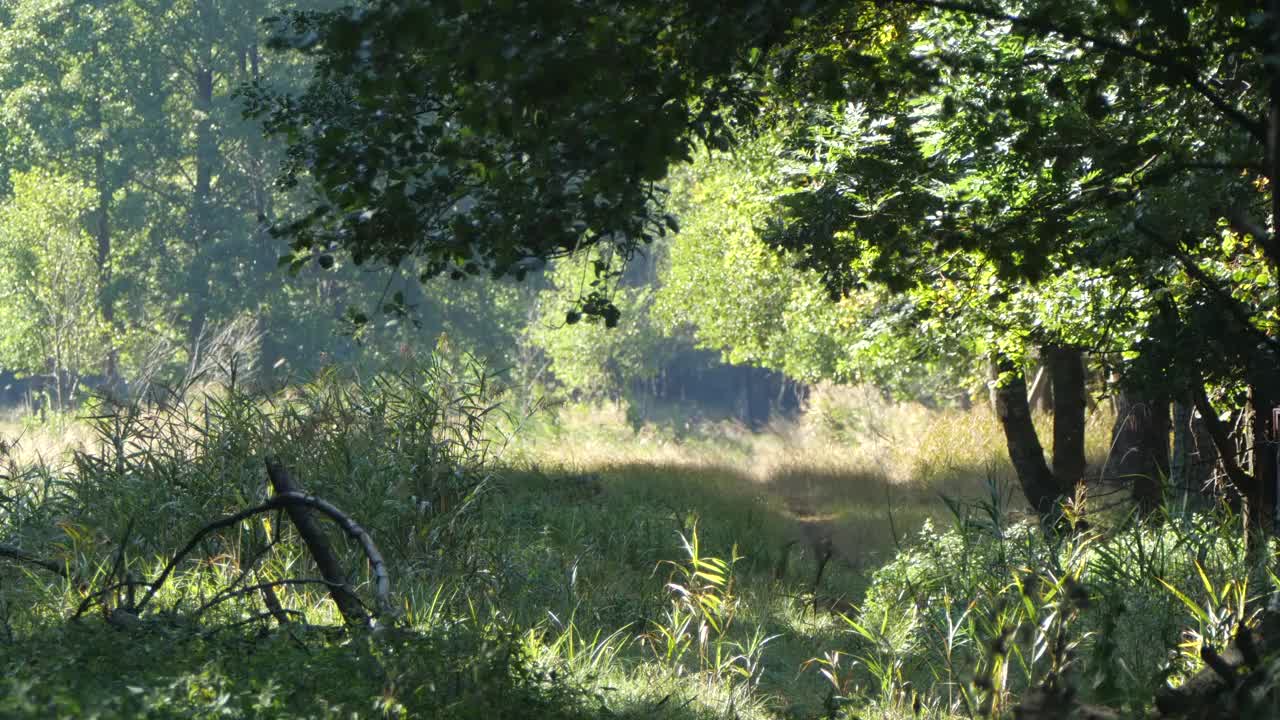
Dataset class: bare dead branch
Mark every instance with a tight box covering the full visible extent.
[266,459,370,625]
[132,491,392,622]
[260,582,291,625]
[71,579,151,620]
[193,578,362,619]
[1189,374,1256,505]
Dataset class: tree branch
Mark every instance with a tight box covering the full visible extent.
[132,491,392,622]
[882,0,1268,143]
[1135,221,1280,357]
[0,543,66,577]
[193,578,358,619]
[265,460,371,625]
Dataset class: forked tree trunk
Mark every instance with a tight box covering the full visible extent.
[992,354,1068,520]
[1028,349,1054,415]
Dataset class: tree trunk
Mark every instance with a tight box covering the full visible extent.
[93,145,116,380]
[187,8,216,355]
[745,367,770,430]
[88,35,116,380]
[1247,364,1280,532]
[1170,396,1219,507]
[991,354,1067,520]
[987,356,1000,413]
[1028,348,1054,415]
[265,460,369,626]
[1192,376,1257,519]
[1047,345,1086,488]
[1109,389,1170,514]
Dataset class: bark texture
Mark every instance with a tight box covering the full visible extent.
[992,355,1067,519]
[1109,390,1170,514]
[1247,365,1280,531]
[1047,346,1086,489]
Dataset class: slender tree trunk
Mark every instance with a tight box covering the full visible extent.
[243,39,278,377]
[1028,347,1053,415]
[987,356,1000,413]
[1047,345,1086,488]
[1189,403,1219,498]
[93,146,116,379]
[187,7,217,355]
[991,354,1066,520]
[745,367,770,430]
[1247,365,1280,532]
[1171,396,1205,507]
[88,38,116,380]
[1261,0,1280,538]
[1269,0,1280,291]
[1191,375,1260,524]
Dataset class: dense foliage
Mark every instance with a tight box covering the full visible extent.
[7,1,1280,718]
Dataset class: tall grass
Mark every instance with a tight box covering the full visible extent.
[510,382,1116,563]
[0,367,1266,719]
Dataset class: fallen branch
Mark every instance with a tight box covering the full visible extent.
[266,459,370,625]
[0,543,66,578]
[71,579,151,621]
[203,609,306,638]
[1153,613,1280,718]
[193,578,361,619]
[132,491,393,623]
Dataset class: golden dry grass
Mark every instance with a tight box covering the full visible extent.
[514,383,1117,565]
[0,412,97,467]
[1,382,1118,569]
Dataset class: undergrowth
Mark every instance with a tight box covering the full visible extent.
[0,360,1271,719]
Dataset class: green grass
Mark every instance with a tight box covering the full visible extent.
[0,364,1267,719]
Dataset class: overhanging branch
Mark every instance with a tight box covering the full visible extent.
[882,0,1267,144]
[1135,221,1280,358]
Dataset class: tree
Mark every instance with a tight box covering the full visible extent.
[752,3,1280,524]
[656,133,977,403]
[244,1,810,319]
[257,0,1280,525]
[0,0,160,377]
[529,251,679,403]
[0,170,106,408]
[0,0,470,386]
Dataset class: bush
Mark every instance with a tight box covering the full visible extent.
[830,499,1263,716]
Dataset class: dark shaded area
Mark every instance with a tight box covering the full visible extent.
[632,350,807,430]
[0,621,612,720]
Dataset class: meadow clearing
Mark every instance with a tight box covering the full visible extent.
[5,369,1251,719]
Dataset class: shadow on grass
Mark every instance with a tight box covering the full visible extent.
[0,455,1029,720]
[502,454,1030,606]
[761,462,1028,565]
[491,458,1031,718]
[1,617,750,720]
